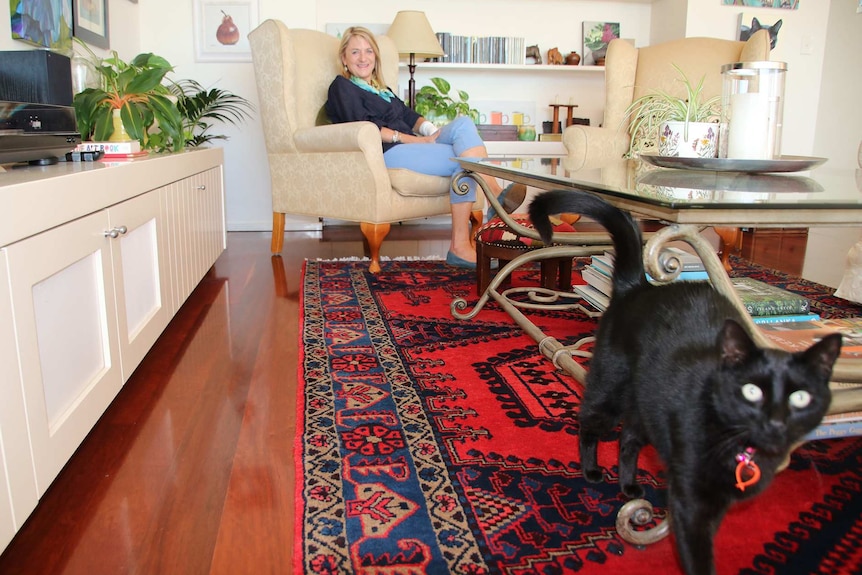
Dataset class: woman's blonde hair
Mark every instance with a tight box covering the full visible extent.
[338,26,387,90]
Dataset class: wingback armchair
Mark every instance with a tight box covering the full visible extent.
[563,30,771,169]
[249,19,474,272]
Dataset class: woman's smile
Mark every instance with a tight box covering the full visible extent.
[343,36,376,83]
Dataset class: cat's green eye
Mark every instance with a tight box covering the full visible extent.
[789,390,812,409]
[741,383,763,403]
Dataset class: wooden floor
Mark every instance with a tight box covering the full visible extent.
[0,227,453,575]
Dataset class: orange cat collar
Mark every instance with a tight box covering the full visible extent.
[735,447,761,492]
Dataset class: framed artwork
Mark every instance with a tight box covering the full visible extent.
[73,0,109,48]
[721,0,799,8]
[10,0,74,52]
[194,0,259,62]
[582,21,620,66]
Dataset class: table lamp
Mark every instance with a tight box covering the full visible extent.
[387,11,444,109]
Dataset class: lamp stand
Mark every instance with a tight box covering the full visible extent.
[407,53,417,109]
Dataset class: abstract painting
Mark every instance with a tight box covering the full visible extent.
[10,0,74,52]
[721,0,799,8]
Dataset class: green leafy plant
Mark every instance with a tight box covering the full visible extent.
[414,77,479,125]
[621,64,721,157]
[72,39,184,152]
[168,79,254,148]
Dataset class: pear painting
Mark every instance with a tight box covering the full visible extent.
[216,11,240,45]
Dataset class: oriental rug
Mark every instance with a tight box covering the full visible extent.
[297,257,862,575]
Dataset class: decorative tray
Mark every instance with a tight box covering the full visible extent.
[638,154,828,173]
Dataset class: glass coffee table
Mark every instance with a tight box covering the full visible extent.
[450,156,862,415]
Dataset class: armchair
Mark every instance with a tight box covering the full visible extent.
[563,31,771,169]
[249,19,477,272]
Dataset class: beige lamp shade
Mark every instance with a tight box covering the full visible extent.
[387,11,444,58]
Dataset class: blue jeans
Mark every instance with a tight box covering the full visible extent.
[383,116,485,203]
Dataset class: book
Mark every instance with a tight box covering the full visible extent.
[573,283,609,312]
[804,411,862,440]
[757,317,862,359]
[76,140,142,154]
[751,313,821,325]
[99,150,150,160]
[647,270,710,283]
[581,265,612,296]
[730,277,811,316]
[662,247,705,272]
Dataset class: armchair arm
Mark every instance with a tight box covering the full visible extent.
[562,125,630,170]
[294,121,384,154]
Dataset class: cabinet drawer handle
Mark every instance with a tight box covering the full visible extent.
[104,226,128,238]
[197,184,206,190]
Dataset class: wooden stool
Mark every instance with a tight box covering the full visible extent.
[474,214,577,296]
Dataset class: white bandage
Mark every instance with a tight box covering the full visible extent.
[419,121,438,137]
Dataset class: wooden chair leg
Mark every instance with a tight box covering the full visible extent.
[470,209,483,248]
[715,227,741,272]
[271,212,285,253]
[360,222,391,274]
[476,240,492,296]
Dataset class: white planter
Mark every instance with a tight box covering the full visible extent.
[658,121,718,158]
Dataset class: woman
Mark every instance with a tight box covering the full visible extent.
[325,26,524,269]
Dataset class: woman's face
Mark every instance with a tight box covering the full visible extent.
[342,35,376,83]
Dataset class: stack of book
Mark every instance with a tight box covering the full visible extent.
[575,247,707,312]
[75,140,148,159]
[730,277,820,324]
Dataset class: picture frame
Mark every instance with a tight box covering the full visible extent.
[194,0,259,63]
[720,0,799,8]
[582,21,620,66]
[73,0,110,49]
[10,0,73,51]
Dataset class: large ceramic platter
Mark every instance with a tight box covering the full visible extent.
[639,154,827,173]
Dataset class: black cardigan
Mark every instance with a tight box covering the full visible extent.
[325,76,421,152]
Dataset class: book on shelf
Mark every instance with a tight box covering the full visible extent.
[757,317,862,359]
[99,150,149,160]
[76,140,141,154]
[730,277,811,316]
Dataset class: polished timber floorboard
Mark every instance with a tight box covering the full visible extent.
[0,227,452,575]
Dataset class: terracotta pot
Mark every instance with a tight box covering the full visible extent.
[565,51,581,65]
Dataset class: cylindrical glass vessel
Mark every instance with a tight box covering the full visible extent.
[720,61,787,159]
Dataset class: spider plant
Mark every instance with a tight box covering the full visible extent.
[621,64,721,157]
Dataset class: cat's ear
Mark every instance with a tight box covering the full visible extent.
[751,18,762,31]
[719,319,757,366]
[772,20,783,33]
[801,332,842,379]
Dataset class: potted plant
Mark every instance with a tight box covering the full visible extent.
[621,64,721,158]
[72,39,184,151]
[167,79,254,149]
[414,77,479,126]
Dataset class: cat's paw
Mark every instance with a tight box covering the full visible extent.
[621,482,645,499]
[583,467,604,484]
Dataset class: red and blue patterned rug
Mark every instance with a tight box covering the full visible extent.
[297,257,862,575]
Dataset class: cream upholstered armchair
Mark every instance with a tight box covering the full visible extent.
[563,30,771,169]
[249,19,478,272]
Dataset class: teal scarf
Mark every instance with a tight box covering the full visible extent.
[350,76,394,103]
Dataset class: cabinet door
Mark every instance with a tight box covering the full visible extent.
[0,251,38,551]
[5,211,122,495]
[163,167,226,314]
[108,191,170,380]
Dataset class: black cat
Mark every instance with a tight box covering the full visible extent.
[740,17,783,50]
[528,190,842,575]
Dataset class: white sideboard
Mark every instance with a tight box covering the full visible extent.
[0,147,225,554]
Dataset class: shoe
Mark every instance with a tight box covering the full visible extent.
[446,251,477,269]
[486,183,527,222]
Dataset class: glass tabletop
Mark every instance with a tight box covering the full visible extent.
[456,156,862,226]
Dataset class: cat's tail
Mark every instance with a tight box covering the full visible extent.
[528,190,646,294]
